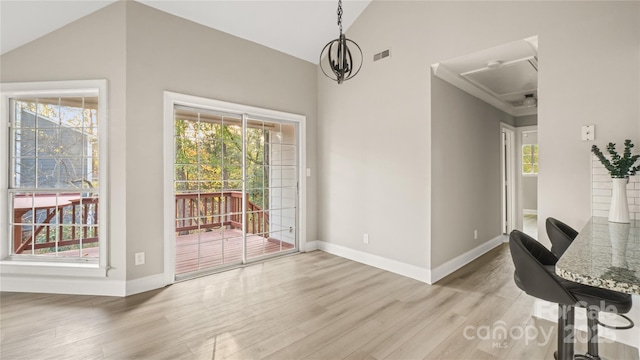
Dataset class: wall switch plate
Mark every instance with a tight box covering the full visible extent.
[363,233,369,244]
[306,168,311,177]
[474,230,478,240]
[135,252,145,265]
[581,125,595,141]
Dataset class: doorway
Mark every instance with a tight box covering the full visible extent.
[501,124,516,234]
[431,36,538,239]
[163,93,305,282]
[518,128,538,238]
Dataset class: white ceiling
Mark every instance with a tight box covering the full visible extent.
[0,0,371,64]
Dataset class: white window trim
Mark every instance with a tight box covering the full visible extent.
[0,80,109,277]
[162,91,307,285]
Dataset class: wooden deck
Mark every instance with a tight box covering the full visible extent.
[23,191,294,275]
[175,229,294,275]
[53,228,294,275]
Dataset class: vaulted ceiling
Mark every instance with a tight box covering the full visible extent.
[0,0,371,64]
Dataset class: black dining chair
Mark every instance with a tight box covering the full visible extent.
[546,217,578,258]
[509,230,633,360]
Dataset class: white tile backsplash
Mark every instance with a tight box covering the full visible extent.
[592,155,639,220]
[592,189,611,196]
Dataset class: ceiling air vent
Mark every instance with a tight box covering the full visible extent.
[374,49,390,62]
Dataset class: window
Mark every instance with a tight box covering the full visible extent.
[522,144,538,174]
[1,80,107,268]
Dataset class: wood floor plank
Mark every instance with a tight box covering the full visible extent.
[1,245,637,360]
[383,311,467,359]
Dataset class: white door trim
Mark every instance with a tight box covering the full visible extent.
[162,91,307,285]
[500,123,516,235]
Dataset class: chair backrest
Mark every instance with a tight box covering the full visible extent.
[546,217,579,258]
[509,230,576,305]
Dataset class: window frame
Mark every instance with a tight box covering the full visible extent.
[163,91,307,285]
[1,80,108,275]
[522,143,539,175]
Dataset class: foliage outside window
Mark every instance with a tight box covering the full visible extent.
[8,95,101,259]
[174,117,269,209]
[522,144,538,174]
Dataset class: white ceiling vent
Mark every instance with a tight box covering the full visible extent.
[374,49,390,62]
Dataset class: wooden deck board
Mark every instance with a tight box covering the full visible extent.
[175,229,294,274]
[53,228,294,275]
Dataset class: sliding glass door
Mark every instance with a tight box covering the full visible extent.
[173,105,298,279]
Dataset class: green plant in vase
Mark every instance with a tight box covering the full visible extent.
[591,139,640,223]
[591,139,640,178]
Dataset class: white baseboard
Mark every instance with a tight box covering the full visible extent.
[430,235,506,284]
[0,275,125,296]
[534,297,639,349]
[0,273,168,297]
[125,273,167,296]
[304,240,320,252]
[524,209,538,215]
[312,241,430,283]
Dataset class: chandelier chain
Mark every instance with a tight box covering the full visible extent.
[337,0,343,34]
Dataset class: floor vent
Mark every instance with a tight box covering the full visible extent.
[374,49,390,62]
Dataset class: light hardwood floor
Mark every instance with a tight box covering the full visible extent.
[1,244,638,359]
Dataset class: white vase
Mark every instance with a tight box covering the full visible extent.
[609,223,630,268]
[609,178,630,224]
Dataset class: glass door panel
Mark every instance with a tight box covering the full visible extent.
[174,107,244,276]
[174,106,298,278]
[245,119,298,261]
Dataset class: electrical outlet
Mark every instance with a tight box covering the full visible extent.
[363,233,369,244]
[474,230,478,240]
[135,252,145,266]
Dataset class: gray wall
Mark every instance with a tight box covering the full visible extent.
[1,2,127,282]
[431,76,512,267]
[317,1,639,272]
[522,177,538,211]
[515,115,537,127]
[124,2,317,280]
[1,1,318,282]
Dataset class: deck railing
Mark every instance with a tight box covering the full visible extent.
[13,191,268,255]
[175,191,269,235]
[13,194,99,254]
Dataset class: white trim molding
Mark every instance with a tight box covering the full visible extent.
[310,236,505,285]
[0,79,111,285]
[430,235,506,283]
[125,274,167,296]
[303,240,320,252]
[311,241,431,283]
[163,91,307,285]
[501,122,517,234]
[0,275,125,296]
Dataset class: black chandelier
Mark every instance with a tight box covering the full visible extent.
[319,0,363,84]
